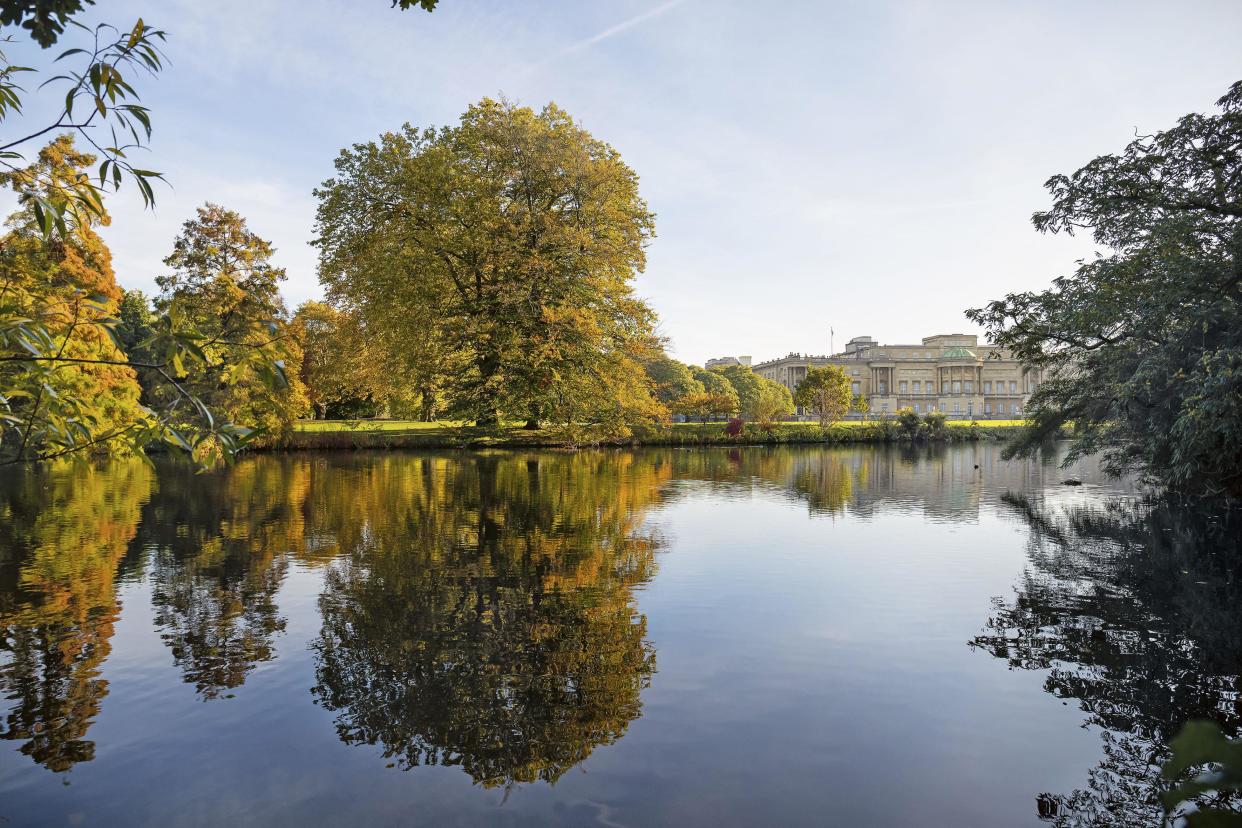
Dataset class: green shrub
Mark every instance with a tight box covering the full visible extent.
[896,408,921,439]
[923,410,948,439]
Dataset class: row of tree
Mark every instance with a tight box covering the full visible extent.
[5,115,821,468]
[3,0,1239,494]
[0,3,307,463]
[295,298,805,427]
[1,136,309,461]
[642,357,866,426]
[2,56,817,462]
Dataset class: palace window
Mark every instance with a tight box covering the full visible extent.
[851,382,860,394]
[913,403,920,413]
[878,383,887,394]
[913,380,921,393]
[964,381,973,393]
[941,381,949,394]
[984,380,992,394]
[984,402,991,414]
[1009,381,1017,393]
[952,381,961,394]
[899,381,907,393]
[953,403,960,414]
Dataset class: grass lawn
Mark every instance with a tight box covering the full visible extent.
[294,419,462,433]
[671,419,1028,429]
[295,418,1030,435]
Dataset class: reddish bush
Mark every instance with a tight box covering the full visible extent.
[724,417,745,437]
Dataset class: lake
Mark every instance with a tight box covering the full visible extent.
[1,445,1239,826]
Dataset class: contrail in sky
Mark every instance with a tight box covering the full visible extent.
[528,0,691,71]
[569,0,689,52]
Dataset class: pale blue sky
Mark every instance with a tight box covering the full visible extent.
[6,0,1242,364]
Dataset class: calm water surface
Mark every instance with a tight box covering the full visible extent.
[1,445,1239,826]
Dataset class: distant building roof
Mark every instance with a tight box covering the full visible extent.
[943,347,976,358]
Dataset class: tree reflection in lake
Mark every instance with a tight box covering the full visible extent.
[310,452,666,788]
[141,461,311,699]
[0,443,1042,777]
[972,493,1242,826]
[6,442,1235,826]
[0,461,153,770]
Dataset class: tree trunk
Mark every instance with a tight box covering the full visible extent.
[474,352,501,428]
[419,389,436,422]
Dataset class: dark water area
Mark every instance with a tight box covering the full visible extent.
[0,445,1239,827]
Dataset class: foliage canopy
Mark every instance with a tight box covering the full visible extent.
[1,6,291,464]
[794,365,852,427]
[968,81,1242,496]
[314,98,662,433]
[155,203,308,443]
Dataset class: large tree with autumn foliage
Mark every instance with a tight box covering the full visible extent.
[0,4,292,465]
[0,137,146,460]
[155,204,308,442]
[314,98,663,432]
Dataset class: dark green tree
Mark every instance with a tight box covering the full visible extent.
[968,81,1242,496]
[712,364,760,415]
[693,367,738,401]
[643,353,702,405]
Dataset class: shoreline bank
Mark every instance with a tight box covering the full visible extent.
[276,421,1033,452]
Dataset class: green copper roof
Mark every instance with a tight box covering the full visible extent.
[943,347,975,358]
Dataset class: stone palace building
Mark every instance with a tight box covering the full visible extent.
[753,333,1039,419]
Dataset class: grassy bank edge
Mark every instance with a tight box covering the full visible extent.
[277,420,1035,451]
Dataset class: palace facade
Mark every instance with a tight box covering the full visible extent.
[753,333,1039,419]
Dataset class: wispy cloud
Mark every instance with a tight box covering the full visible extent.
[526,0,690,71]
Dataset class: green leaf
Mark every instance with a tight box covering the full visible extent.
[128,19,146,49]
[1164,722,1242,781]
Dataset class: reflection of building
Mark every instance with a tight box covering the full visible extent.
[705,355,751,369]
[663,442,1096,523]
[835,443,1054,521]
[754,333,1040,418]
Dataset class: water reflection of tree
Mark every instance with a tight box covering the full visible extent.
[140,460,310,699]
[661,445,1001,519]
[971,495,1242,826]
[663,448,855,516]
[0,461,153,771]
[311,452,666,788]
